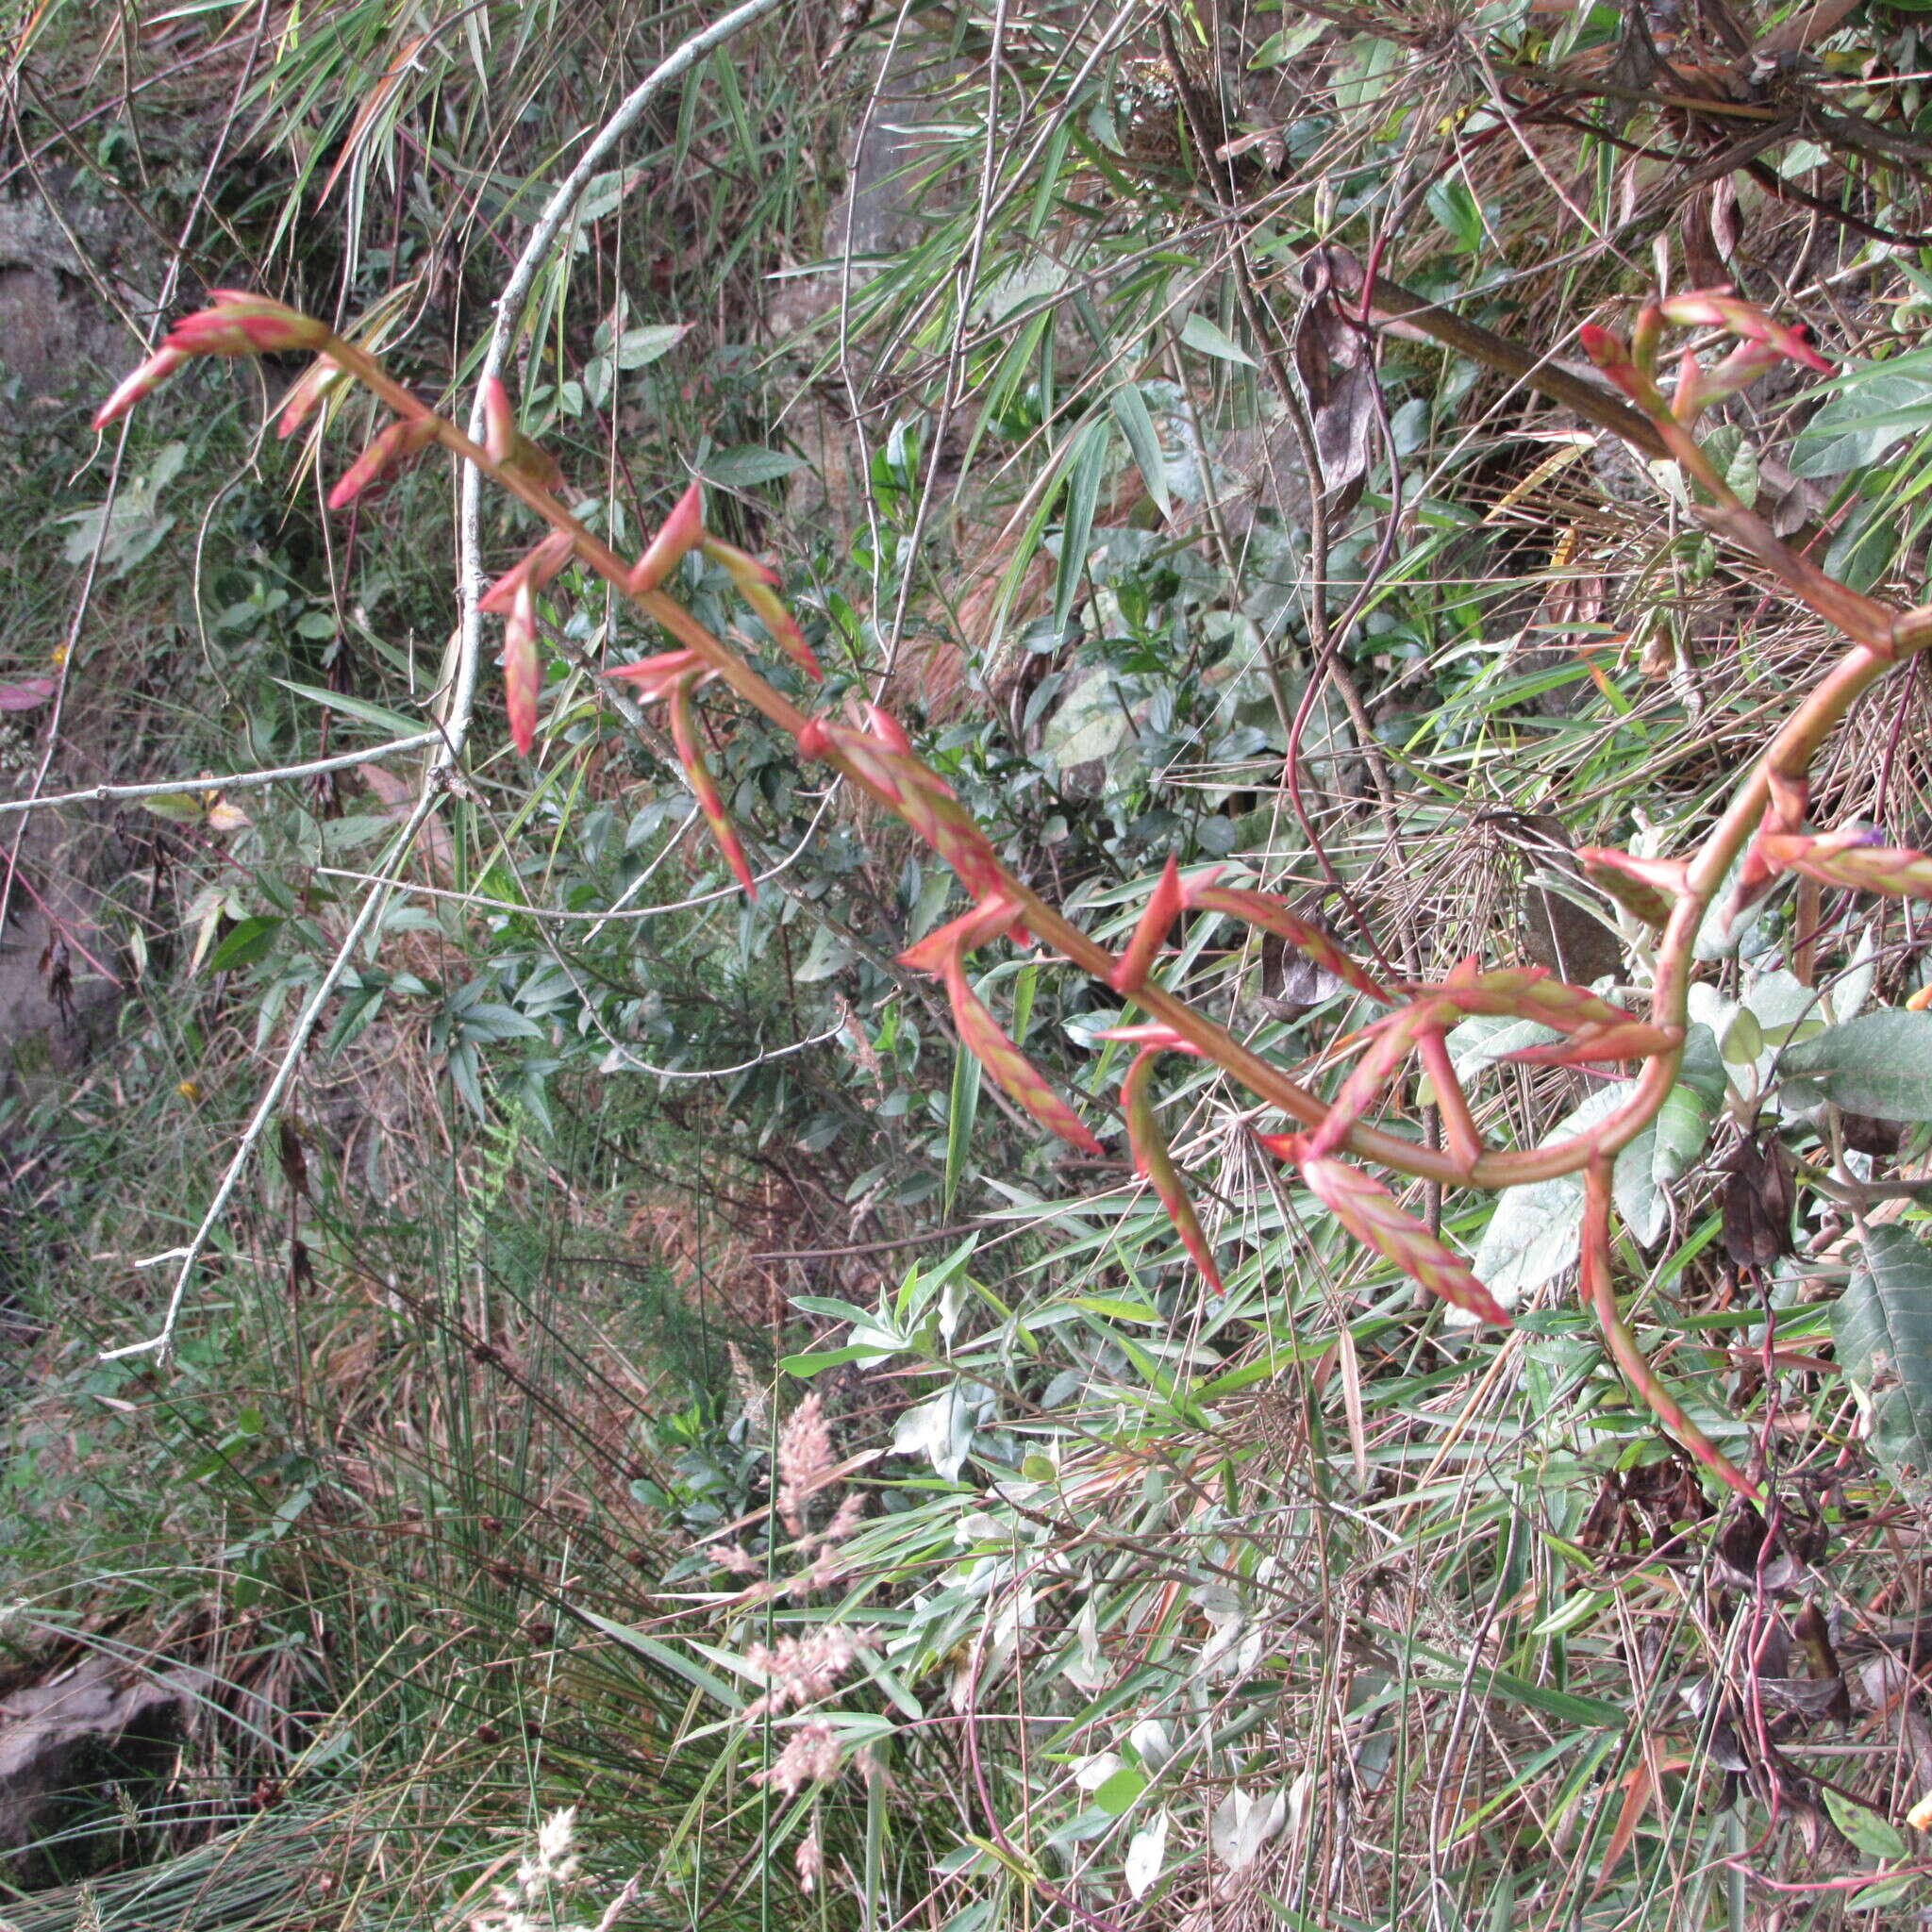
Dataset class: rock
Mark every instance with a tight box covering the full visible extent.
[0,1655,199,1889]
[0,172,156,403]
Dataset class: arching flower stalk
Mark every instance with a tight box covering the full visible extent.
[100,282,1932,1505]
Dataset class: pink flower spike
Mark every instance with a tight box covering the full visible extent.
[276,355,346,438]
[92,345,189,430]
[1110,855,1186,994]
[627,482,707,595]
[1094,1022,1205,1056]
[327,416,439,509]
[667,670,757,900]
[482,376,515,464]
[503,580,541,758]
[479,530,576,616]
[1657,289,1830,373]
[701,535,782,588]
[605,649,706,704]
[166,293,329,358]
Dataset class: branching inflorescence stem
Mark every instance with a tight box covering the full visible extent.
[97,284,1932,1501]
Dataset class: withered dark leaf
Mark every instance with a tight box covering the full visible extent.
[1840,1111,1903,1158]
[278,1118,308,1198]
[1721,1131,1796,1268]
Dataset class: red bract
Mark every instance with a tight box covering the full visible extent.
[1498,1021,1684,1066]
[1110,856,1188,995]
[1406,963,1634,1033]
[328,416,439,508]
[1263,1134,1510,1326]
[482,376,516,463]
[666,669,756,900]
[276,355,346,439]
[1304,1002,1448,1162]
[700,538,823,680]
[628,483,707,595]
[798,713,1013,921]
[480,531,575,617]
[93,346,190,430]
[1575,846,1686,926]
[166,291,329,358]
[1673,338,1783,426]
[701,535,780,587]
[1188,886,1391,1004]
[1578,324,1670,417]
[606,649,706,702]
[479,376,563,492]
[742,579,822,681]
[503,579,541,758]
[900,898,1101,1153]
[1120,1047,1223,1294]
[1657,288,1830,373]
[1095,1022,1204,1057]
[1757,829,1932,900]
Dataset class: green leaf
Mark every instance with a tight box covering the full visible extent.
[615,323,690,369]
[780,1343,893,1376]
[1781,1009,1932,1118]
[1179,312,1257,366]
[275,679,423,739]
[1474,1088,1624,1300]
[1822,1785,1909,1862]
[1834,1224,1932,1487]
[141,793,206,824]
[1846,1874,1920,1912]
[1093,1766,1147,1815]
[1108,381,1171,520]
[1054,416,1109,632]
[701,445,806,488]
[1425,178,1484,253]
[1790,368,1932,476]
[208,916,282,973]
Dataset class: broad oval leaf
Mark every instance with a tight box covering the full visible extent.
[1834,1224,1932,1490]
[1474,1088,1622,1302]
[1790,366,1932,477]
[1780,1009,1932,1119]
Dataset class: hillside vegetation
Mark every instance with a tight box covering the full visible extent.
[10,4,1932,1928]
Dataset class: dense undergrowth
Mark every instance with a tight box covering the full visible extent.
[12,3,1932,1928]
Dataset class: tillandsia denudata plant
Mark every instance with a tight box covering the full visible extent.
[97,285,1932,1503]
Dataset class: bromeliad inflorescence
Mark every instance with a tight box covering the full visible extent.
[98,279,1932,1507]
